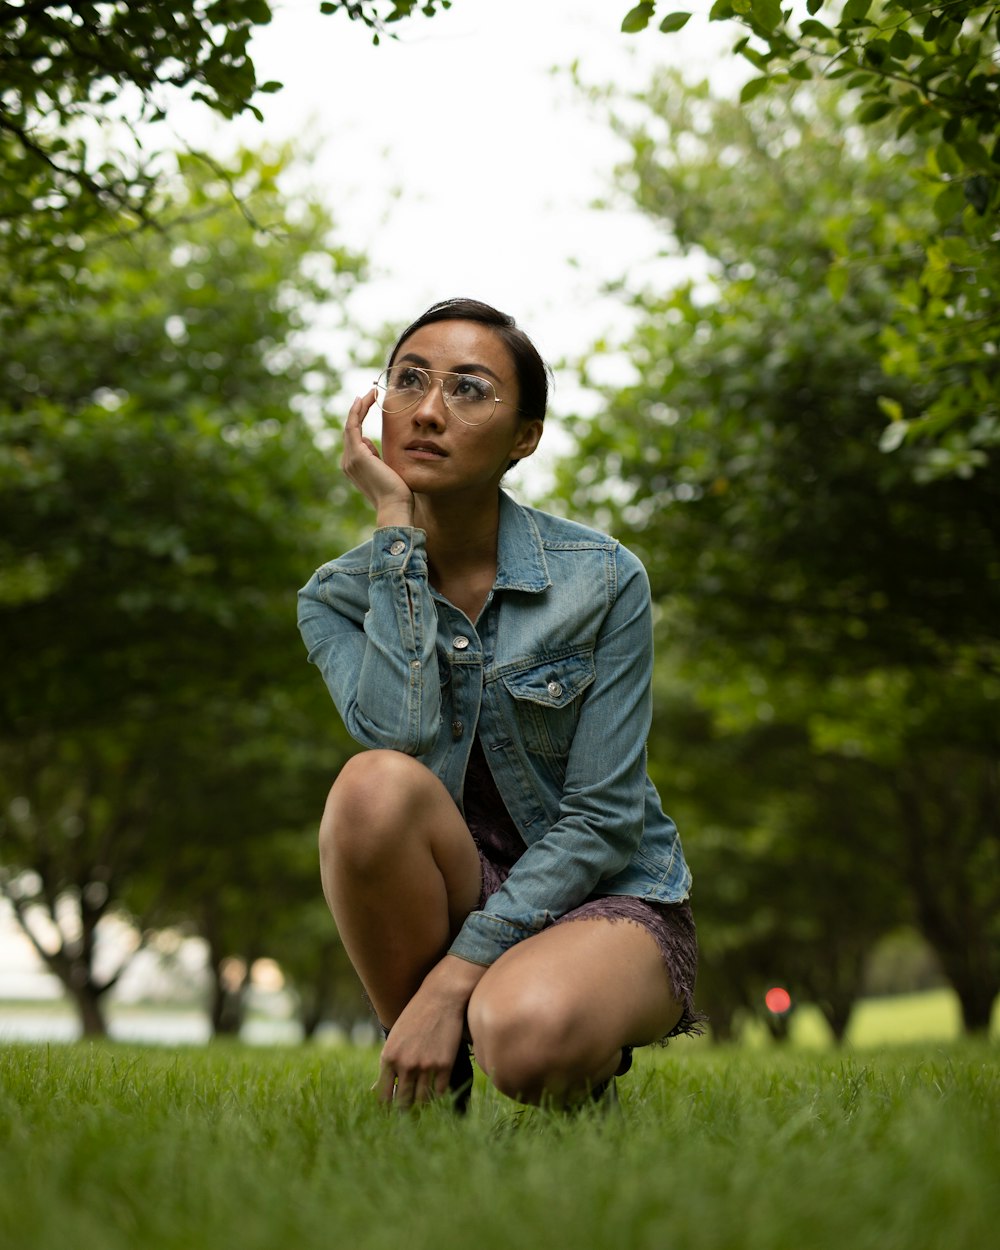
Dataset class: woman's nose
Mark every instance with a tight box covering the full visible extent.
[411,378,448,425]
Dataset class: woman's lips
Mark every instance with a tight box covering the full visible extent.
[405,442,447,459]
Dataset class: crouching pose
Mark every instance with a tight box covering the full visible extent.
[297,298,701,1110]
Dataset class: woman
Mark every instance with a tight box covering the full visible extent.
[297,298,700,1111]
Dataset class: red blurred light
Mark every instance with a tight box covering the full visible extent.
[765,986,792,1014]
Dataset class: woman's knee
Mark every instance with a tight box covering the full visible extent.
[468,977,581,1102]
[319,750,436,873]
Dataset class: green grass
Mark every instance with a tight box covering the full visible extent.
[1,1041,997,1250]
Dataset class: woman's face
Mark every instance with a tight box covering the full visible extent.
[380,319,542,497]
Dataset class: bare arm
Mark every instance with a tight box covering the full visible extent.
[375,955,486,1109]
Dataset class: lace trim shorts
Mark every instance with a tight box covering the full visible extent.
[473,832,705,1044]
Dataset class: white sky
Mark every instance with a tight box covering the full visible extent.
[183,0,743,419]
[2,1,746,998]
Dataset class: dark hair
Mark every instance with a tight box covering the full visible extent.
[387,297,549,424]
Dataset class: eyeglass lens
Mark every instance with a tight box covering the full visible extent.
[377,366,497,426]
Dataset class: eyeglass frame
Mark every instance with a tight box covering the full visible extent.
[373,365,521,427]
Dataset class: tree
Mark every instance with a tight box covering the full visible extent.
[0,1,450,301]
[0,145,366,1035]
[644,673,906,1043]
[555,75,999,1032]
[621,1,1000,477]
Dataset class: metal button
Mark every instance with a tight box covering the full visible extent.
[388,540,406,556]
[451,720,464,739]
[452,635,470,650]
[547,681,563,698]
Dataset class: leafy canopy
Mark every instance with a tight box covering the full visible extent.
[621,1,1000,477]
[0,1,450,281]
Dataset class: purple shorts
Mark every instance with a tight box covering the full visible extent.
[474,839,705,1043]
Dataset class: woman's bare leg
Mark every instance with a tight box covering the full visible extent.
[467,917,682,1106]
[318,749,482,1028]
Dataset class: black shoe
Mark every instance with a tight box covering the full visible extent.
[586,1046,632,1108]
[449,1043,474,1115]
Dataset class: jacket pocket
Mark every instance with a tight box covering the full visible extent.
[501,651,595,758]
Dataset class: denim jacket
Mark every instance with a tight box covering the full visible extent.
[297,490,692,967]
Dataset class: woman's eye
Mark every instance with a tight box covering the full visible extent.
[452,375,491,403]
[394,367,424,390]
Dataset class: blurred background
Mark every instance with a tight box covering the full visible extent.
[2,0,998,1049]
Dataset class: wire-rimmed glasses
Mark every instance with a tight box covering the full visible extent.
[374,365,510,427]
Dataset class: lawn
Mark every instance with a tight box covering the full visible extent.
[1,1038,997,1250]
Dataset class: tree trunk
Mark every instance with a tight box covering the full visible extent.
[300,1001,323,1042]
[819,997,854,1045]
[69,978,108,1038]
[209,971,247,1037]
[763,1011,792,1043]
[913,889,996,1034]
[933,942,997,1034]
[894,762,999,1037]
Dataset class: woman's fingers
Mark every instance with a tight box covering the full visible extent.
[376,1062,436,1110]
[342,389,378,466]
[377,1039,460,1109]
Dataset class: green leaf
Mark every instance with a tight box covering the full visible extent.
[858,100,893,124]
[877,396,904,424]
[953,138,992,172]
[935,143,961,176]
[709,1,736,20]
[788,60,813,80]
[933,183,965,222]
[863,38,892,67]
[659,11,692,33]
[751,0,782,30]
[800,19,834,39]
[842,0,872,24]
[889,29,913,58]
[964,174,993,215]
[740,75,772,103]
[826,263,849,303]
[942,115,961,143]
[622,2,656,32]
[937,236,972,265]
[806,0,823,12]
[879,421,909,453]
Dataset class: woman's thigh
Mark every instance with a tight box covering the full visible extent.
[320,749,482,928]
[467,917,681,1100]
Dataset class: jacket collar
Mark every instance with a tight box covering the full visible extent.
[494,491,551,593]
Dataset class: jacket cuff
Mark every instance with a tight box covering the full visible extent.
[368,526,427,575]
[446,910,538,966]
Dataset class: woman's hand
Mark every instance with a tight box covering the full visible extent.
[376,957,485,1109]
[341,388,414,528]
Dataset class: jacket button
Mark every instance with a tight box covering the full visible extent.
[388,540,406,556]
[452,636,470,650]
[547,681,563,698]
[452,720,464,739]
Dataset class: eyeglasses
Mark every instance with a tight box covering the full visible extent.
[374,365,512,427]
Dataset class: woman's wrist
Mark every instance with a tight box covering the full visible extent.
[423,955,487,1007]
[376,500,415,529]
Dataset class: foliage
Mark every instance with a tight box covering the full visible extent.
[622,1,1000,477]
[2,1043,998,1250]
[0,145,366,1033]
[0,0,449,285]
[555,75,1000,1032]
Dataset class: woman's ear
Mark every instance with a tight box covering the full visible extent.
[510,419,544,463]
